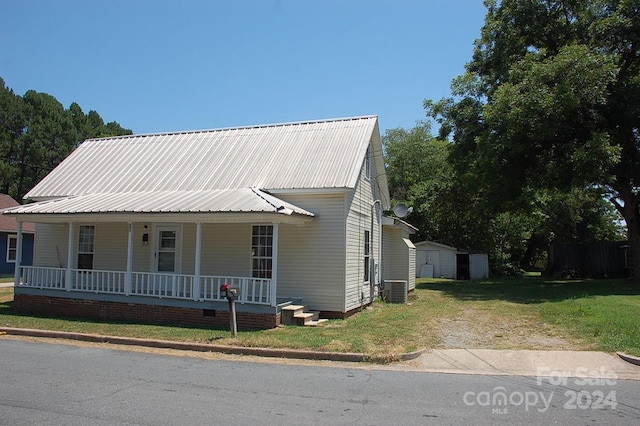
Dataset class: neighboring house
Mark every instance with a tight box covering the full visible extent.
[0,194,35,276]
[4,116,415,329]
[415,241,489,280]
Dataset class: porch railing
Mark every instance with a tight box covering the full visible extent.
[19,266,273,305]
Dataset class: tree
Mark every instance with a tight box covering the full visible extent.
[383,122,498,263]
[69,103,132,142]
[0,78,27,196]
[383,122,457,242]
[0,78,132,201]
[426,0,640,279]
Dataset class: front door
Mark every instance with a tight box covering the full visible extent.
[154,225,181,273]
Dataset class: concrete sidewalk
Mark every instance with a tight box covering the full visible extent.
[407,349,640,380]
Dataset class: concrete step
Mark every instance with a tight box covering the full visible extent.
[293,312,315,326]
[282,306,326,327]
[305,319,329,327]
[281,305,306,325]
[293,311,320,326]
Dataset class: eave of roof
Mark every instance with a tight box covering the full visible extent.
[4,188,315,220]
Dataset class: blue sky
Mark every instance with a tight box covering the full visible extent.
[1,1,488,136]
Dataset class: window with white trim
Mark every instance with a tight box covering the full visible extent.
[77,225,95,270]
[6,234,17,263]
[252,225,273,279]
[364,230,370,282]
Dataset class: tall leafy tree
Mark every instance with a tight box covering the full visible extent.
[427,0,640,278]
[0,78,27,196]
[383,122,497,256]
[0,78,132,201]
[20,90,77,197]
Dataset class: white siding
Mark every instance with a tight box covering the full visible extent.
[382,229,416,290]
[440,251,456,279]
[199,223,252,277]
[92,223,127,271]
[133,223,152,272]
[470,253,489,280]
[33,223,67,267]
[407,239,416,291]
[33,222,128,271]
[416,242,458,279]
[277,193,347,312]
[345,143,383,312]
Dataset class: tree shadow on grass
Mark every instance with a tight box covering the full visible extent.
[416,276,640,304]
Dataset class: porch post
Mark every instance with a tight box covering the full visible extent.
[66,222,74,291]
[13,221,23,287]
[193,222,202,301]
[125,222,133,295]
[270,222,278,307]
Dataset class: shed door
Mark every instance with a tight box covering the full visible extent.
[154,225,181,273]
[426,250,441,277]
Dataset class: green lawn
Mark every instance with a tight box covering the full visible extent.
[422,277,640,356]
[1,276,639,360]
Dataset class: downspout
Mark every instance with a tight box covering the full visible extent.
[371,200,381,303]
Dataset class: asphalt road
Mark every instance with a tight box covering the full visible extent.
[1,338,639,425]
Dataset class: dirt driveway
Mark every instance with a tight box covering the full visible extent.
[434,303,590,351]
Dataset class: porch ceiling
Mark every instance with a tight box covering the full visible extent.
[3,188,315,224]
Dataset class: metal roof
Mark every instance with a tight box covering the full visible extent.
[25,115,385,200]
[4,188,314,217]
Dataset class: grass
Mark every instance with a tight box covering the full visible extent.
[1,276,639,360]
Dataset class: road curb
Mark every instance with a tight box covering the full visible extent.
[0,327,424,363]
[616,351,640,367]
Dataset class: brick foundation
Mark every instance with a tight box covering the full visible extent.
[13,294,280,330]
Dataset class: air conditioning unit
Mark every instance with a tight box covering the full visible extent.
[382,280,408,304]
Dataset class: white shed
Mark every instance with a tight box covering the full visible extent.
[415,241,457,279]
[415,241,489,280]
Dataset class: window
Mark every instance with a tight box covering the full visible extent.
[364,145,371,180]
[77,225,95,270]
[6,235,17,263]
[252,225,273,279]
[364,230,370,282]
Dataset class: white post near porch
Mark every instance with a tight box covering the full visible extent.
[193,222,202,301]
[125,222,133,295]
[13,221,23,287]
[66,222,74,291]
[270,222,278,307]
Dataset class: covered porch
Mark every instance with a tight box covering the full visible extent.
[18,266,273,305]
[6,189,315,328]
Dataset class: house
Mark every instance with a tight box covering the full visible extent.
[0,194,35,276]
[415,240,489,280]
[4,115,416,329]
